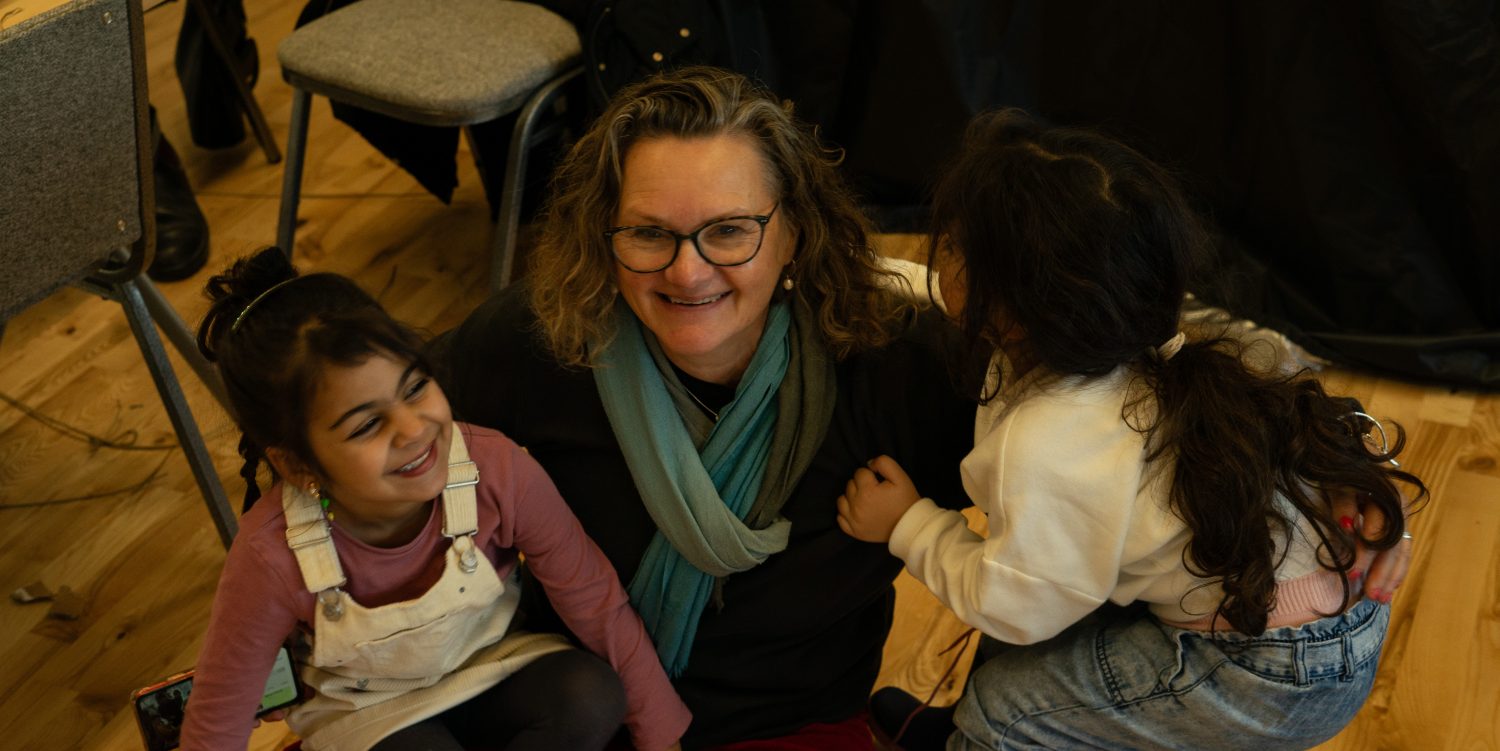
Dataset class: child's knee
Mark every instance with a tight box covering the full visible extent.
[545,651,628,730]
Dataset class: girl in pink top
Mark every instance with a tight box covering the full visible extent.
[180,247,689,751]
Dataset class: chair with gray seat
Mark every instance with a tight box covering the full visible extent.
[1,0,238,547]
[274,0,582,291]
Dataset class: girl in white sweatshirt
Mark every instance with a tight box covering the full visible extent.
[838,110,1424,750]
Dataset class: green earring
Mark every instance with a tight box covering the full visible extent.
[310,482,334,521]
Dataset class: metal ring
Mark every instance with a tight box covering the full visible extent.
[1345,411,1390,454]
[1401,531,1413,541]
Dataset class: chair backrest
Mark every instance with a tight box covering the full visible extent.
[0,0,152,322]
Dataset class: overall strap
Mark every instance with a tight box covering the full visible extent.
[442,429,482,573]
[283,484,348,596]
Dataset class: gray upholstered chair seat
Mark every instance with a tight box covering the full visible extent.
[273,0,583,289]
[277,0,581,127]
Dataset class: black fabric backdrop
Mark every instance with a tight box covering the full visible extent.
[287,0,1500,386]
[762,0,1500,387]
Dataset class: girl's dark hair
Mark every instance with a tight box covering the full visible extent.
[931,110,1426,634]
[197,247,431,510]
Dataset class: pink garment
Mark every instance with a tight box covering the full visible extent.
[602,713,877,751]
[1162,568,1353,632]
[180,424,690,750]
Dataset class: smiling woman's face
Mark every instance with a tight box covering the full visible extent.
[612,133,792,385]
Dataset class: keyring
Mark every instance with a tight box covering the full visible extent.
[1345,411,1401,468]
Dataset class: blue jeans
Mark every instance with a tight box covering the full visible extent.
[951,598,1388,750]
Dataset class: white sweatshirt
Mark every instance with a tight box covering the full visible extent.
[890,357,1338,644]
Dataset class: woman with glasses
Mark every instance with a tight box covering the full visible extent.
[439,66,975,748]
[438,65,1410,749]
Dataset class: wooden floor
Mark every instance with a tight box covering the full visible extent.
[0,0,1494,748]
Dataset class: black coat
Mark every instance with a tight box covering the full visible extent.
[437,287,975,748]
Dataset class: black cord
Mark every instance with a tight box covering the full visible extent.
[0,389,179,451]
[891,628,977,747]
[0,453,172,509]
[0,389,183,510]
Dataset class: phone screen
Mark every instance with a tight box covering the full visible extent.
[132,647,299,751]
[133,674,190,751]
[257,646,299,714]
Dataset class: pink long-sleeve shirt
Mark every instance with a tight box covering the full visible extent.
[180,424,690,750]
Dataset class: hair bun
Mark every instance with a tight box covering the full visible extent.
[197,247,299,361]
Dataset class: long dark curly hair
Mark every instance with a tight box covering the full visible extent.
[930,110,1426,634]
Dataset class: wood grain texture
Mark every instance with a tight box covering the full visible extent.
[0,1,1493,749]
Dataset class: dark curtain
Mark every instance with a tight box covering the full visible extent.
[300,0,1500,386]
[765,0,1500,386]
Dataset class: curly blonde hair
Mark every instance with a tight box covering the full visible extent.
[527,66,908,368]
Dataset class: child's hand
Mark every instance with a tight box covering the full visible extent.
[837,455,922,543]
[252,709,287,727]
[1330,486,1414,604]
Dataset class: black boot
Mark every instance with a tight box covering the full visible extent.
[176,0,259,149]
[869,687,957,751]
[149,115,210,282]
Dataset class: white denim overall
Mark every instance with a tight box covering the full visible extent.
[282,430,571,750]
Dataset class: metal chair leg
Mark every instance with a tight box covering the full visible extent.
[276,88,312,259]
[118,276,238,548]
[489,66,582,292]
[183,0,281,164]
[135,276,232,415]
[464,124,497,220]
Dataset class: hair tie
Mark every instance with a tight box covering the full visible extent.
[1155,331,1187,361]
[230,277,301,333]
[236,434,263,512]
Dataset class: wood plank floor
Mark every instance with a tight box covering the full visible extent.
[1,1,1495,748]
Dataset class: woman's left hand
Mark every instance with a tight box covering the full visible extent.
[837,455,922,543]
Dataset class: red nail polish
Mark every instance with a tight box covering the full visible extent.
[1347,569,1362,581]
[1339,516,1355,531]
[1368,588,1382,602]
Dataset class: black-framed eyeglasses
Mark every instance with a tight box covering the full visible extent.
[604,204,780,273]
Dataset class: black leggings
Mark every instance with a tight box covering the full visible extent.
[370,650,629,751]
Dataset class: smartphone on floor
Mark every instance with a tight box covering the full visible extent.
[129,645,300,751]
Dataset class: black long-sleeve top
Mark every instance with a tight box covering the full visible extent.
[439,288,974,749]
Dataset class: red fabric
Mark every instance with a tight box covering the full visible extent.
[320,711,877,751]
[703,712,875,751]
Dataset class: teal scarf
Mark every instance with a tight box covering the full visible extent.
[594,299,796,676]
